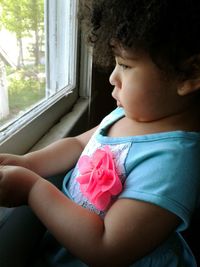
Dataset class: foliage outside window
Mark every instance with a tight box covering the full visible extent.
[0,0,78,146]
[0,0,45,127]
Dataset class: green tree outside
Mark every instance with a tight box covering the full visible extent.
[0,0,45,126]
[0,0,44,67]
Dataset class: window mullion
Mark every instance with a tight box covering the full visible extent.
[45,0,57,95]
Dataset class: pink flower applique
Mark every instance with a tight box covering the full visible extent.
[76,146,122,211]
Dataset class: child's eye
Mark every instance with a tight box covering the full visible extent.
[118,63,130,70]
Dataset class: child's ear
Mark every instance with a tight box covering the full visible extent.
[177,79,200,96]
[178,54,200,96]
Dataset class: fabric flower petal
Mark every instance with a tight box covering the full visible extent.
[76,146,122,211]
[78,155,93,174]
[92,191,111,211]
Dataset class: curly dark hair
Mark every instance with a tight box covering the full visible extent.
[81,0,200,79]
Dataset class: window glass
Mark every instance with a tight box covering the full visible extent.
[0,0,78,143]
[0,0,45,127]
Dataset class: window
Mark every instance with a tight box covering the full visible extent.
[0,0,79,149]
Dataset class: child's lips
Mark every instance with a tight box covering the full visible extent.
[116,100,122,107]
[112,94,122,107]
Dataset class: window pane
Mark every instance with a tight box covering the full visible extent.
[0,0,45,127]
[0,0,78,143]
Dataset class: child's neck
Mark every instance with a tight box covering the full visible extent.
[108,104,200,138]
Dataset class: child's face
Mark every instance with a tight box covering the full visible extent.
[109,48,185,122]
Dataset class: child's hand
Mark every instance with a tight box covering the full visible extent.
[0,154,29,169]
[0,166,39,207]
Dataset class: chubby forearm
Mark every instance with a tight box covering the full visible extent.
[0,138,83,178]
[24,127,97,177]
[25,137,83,177]
[0,127,97,178]
[28,178,110,266]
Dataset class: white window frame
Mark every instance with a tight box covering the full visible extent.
[46,0,78,94]
[0,0,92,154]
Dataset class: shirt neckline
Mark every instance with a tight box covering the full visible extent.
[98,107,200,143]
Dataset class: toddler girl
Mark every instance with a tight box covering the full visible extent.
[1,1,200,266]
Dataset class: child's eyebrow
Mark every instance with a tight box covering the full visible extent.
[110,43,139,61]
[112,48,139,62]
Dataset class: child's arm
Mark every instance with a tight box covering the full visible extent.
[0,127,97,177]
[29,182,180,266]
[0,166,180,267]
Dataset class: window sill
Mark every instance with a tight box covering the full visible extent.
[29,97,89,151]
[0,90,81,154]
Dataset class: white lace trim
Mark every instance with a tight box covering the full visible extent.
[67,136,131,216]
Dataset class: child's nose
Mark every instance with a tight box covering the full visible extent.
[109,67,120,87]
[109,69,115,86]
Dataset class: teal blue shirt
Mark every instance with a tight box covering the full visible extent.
[62,107,200,266]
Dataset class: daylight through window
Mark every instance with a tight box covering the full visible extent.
[0,0,45,127]
[0,0,78,142]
